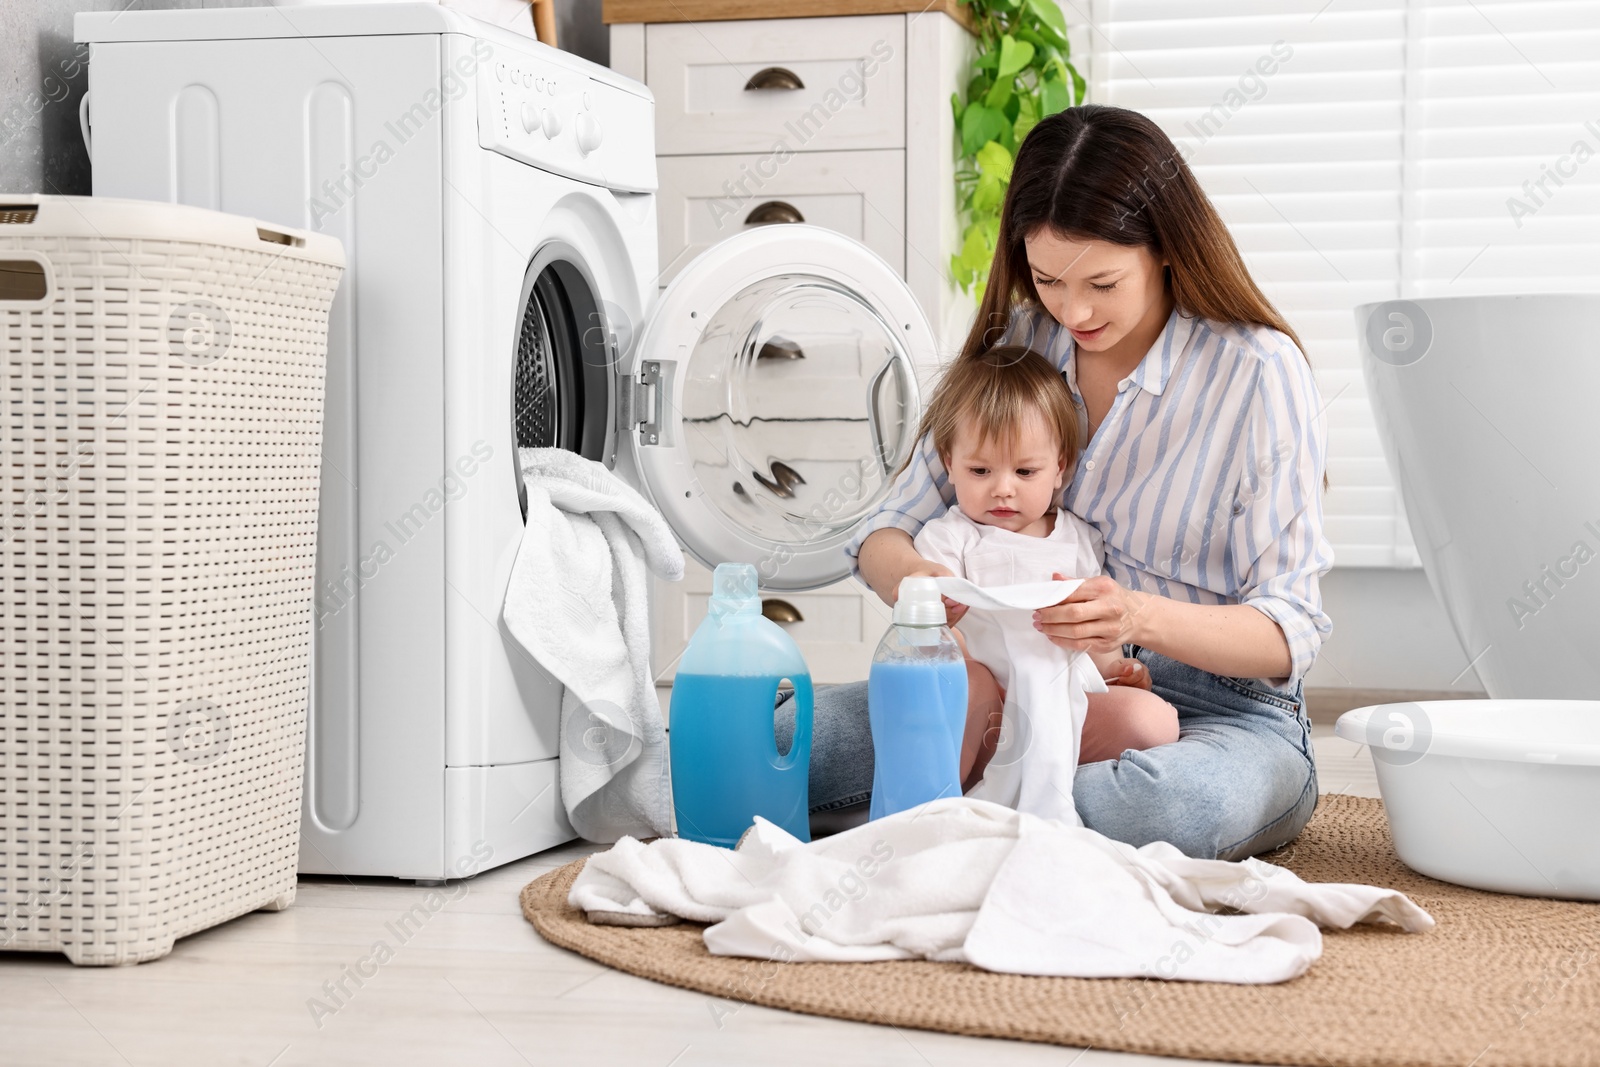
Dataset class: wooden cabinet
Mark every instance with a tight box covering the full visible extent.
[609,6,974,683]
[655,149,907,284]
[642,15,908,155]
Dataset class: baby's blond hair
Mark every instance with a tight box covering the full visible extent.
[910,346,1080,472]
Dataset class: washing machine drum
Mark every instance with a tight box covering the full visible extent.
[513,258,610,463]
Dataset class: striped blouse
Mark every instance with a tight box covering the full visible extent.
[849,304,1335,687]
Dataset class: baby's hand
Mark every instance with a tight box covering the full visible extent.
[1093,652,1153,690]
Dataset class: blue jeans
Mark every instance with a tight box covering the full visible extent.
[774,645,1319,861]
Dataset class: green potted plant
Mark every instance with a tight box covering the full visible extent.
[950,0,1086,297]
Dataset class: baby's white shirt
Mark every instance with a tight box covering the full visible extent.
[913,505,1108,826]
[913,506,1105,691]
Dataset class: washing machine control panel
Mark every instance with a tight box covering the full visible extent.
[474,38,654,193]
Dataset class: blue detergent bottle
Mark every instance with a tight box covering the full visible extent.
[868,576,969,820]
[669,562,814,847]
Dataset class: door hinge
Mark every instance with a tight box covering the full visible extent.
[624,360,670,447]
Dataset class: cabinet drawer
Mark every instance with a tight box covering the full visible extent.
[645,15,906,155]
[656,150,905,285]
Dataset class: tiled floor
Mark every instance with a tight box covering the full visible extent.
[1,725,1381,1067]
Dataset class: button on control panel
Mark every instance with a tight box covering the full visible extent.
[474,38,655,192]
[492,52,567,149]
[575,112,603,156]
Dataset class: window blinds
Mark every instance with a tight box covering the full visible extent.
[1082,0,1600,567]
[1403,2,1600,296]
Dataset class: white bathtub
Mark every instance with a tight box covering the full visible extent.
[1336,700,1600,900]
[1357,294,1600,698]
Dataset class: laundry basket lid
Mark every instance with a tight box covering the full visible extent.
[0,194,344,269]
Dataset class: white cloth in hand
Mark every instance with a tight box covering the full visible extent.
[914,506,1107,825]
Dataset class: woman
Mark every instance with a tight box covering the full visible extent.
[779,104,1332,860]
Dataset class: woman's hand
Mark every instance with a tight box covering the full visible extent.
[1034,572,1153,654]
[1040,572,1295,680]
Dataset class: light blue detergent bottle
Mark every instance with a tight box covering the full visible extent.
[868,576,969,820]
[669,562,814,847]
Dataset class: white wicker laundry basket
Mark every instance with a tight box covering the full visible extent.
[0,195,343,965]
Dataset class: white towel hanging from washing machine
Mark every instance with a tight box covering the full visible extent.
[503,447,684,842]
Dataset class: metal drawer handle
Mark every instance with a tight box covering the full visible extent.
[745,67,805,91]
[757,335,805,360]
[770,461,806,490]
[752,469,791,498]
[745,200,804,226]
[762,598,804,624]
[752,460,806,498]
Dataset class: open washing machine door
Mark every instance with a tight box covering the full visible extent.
[623,225,930,591]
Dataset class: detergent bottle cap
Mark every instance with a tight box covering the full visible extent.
[709,562,761,617]
[893,576,948,627]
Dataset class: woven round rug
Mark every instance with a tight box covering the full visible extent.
[521,795,1600,1067]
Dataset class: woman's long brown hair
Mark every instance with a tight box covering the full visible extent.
[961,104,1309,367]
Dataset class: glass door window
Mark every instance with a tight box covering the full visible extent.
[679,273,917,551]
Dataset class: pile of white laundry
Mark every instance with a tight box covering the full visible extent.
[569,797,1433,984]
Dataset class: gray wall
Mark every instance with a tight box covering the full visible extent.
[0,0,606,196]
[556,0,606,69]
[2,0,97,196]
[1307,568,1482,692]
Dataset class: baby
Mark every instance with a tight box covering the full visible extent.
[908,345,1179,810]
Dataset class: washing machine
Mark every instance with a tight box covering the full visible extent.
[77,2,931,880]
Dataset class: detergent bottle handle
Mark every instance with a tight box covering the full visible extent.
[772,670,813,773]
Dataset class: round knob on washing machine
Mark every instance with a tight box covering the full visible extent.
[542,109,562,139]
[576,112,604,156]
[520,101,542,135]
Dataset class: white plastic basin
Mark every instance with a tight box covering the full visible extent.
[1336,700,1600,901]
